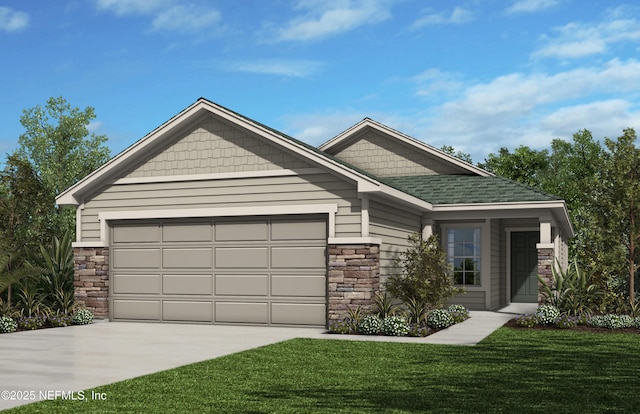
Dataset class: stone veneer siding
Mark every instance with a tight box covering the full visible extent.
[74,247,109,319]
[537,248,554,304]
[328,244,380,321]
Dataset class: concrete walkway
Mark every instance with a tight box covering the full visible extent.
[0,305,532,411]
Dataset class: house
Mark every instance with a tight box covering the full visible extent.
[57,98,573,327]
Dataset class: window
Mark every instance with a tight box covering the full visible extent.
[446,227,481,286]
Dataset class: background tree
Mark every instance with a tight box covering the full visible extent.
[478,146,549,188]
[14,96,111,236]
[440,145,473,164]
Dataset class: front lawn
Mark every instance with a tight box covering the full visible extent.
[7,327,640,413]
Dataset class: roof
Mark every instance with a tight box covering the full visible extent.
[380,175,562,205]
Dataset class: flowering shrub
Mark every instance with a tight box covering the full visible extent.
[407,324,430,337]
[635,317,640,329]
[358,315,382,335]
[589,314,634,329]
[427,309,454,329]
[535,305,560,325]
[49,313,73,327]
[515,314,539,328]
[328,319,355,334]
[381,316,409,336]
[447,305,470,323]
[18,315,46,330]
[72,308,94,325]
[554,314,579,329]
[0,316,17,333]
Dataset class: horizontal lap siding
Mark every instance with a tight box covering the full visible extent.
[449,291,486,310]
[368,199,421,286]
[80,173,360,242]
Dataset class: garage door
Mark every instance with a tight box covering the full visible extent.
[110,216,327,326]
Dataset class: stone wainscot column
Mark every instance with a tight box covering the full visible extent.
[74,247,109,319]
[327,244,380,322]
[537,248,554,304]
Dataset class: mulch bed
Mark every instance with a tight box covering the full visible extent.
[503,318,640,334]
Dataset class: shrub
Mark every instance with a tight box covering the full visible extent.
[381,316,409,336]
[374,292,397,319]
[515,314,538,328]
[49,312,73,327]
[18,315,46,330]
[554,314,579,329]
[387,233,463,310]
[427,309,454,330]
[72,308,94,325]
[635,317,640,329]
[0,316,17,333]
[535,305,560,325]
[447,304,470,323]
[404,297,428,325]
[407,324,430,337]
[328,319,355,334]
[589,314,634,329]
[358,315,382,335]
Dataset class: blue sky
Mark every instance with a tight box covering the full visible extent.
[1,0,640,164]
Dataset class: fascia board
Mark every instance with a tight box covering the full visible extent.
[361,184,433,211]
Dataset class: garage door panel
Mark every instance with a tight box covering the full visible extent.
[271,303,326,325]
[271,246,326,268]
[163,301,212,322]
[271,275,325,297]
[163,248,212,268]
[113,248,161,269]
[215,275,268,296]
[216,221,268,241]
[215,302,269,324]
[163,274,213,295]
[113,300,161,320]
[163,224,212,242]
[271,220,326,240]
[113,225,160,244]
[113,274,161,294]
[216,247,268,268]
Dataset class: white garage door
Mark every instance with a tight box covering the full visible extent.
[110,216,327,326]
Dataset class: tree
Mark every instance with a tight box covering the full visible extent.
[599,129,640,305]
[479,146,549,188]
[440,145,473,164]
[15,96,111,236]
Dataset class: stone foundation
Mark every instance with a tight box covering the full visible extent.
[537,248,554,304]
[328,244,380,321]
[74,247,109,319]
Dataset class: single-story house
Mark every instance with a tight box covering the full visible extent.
[57,98,573,327]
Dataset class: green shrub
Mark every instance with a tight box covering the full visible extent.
[535,305,560,325]
[554,314,579,329]
[387,234,463,310]
[447,304,470,323]
[589,314,634,329]
[358,315,382,335]
[407,324,430,337]
[48,312,73,327]
[72,308,94,325]
[515,314,538,328]
[635,317,640,329]
[328,319,355,334]
[18,315,46,330]
[427,309,454,329]
[381,316,409,336]
[374,292,397,319]
[0,316,17,333]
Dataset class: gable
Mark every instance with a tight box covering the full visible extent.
[328,129,471,177]
[124,115,312,178]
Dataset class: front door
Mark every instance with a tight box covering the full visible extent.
[511,231,539,303]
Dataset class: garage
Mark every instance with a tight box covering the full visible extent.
[109,216,327,326]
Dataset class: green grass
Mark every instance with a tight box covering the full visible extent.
[7,327,640,413]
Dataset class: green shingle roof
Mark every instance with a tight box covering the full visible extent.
[380,175,561,205]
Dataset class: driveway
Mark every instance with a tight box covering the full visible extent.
[0,321,325,411]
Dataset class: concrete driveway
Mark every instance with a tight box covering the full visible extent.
[0,321,325,411]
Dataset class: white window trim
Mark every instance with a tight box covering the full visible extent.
[72,204,338,247]
[441,222,489,292]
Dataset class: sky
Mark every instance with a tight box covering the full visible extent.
[1,0,640,164]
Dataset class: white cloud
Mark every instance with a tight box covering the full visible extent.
[505,0,561,15]
[152,5,220,33]
[224,59,324,78]
[272,0,394,42]
[412,69,465,99]
[95,0,220,34]
[533,8,640,59]
[0,7,29,33]
[410,6,473,29]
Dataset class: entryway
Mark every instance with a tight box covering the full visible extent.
[510,231,539,303]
